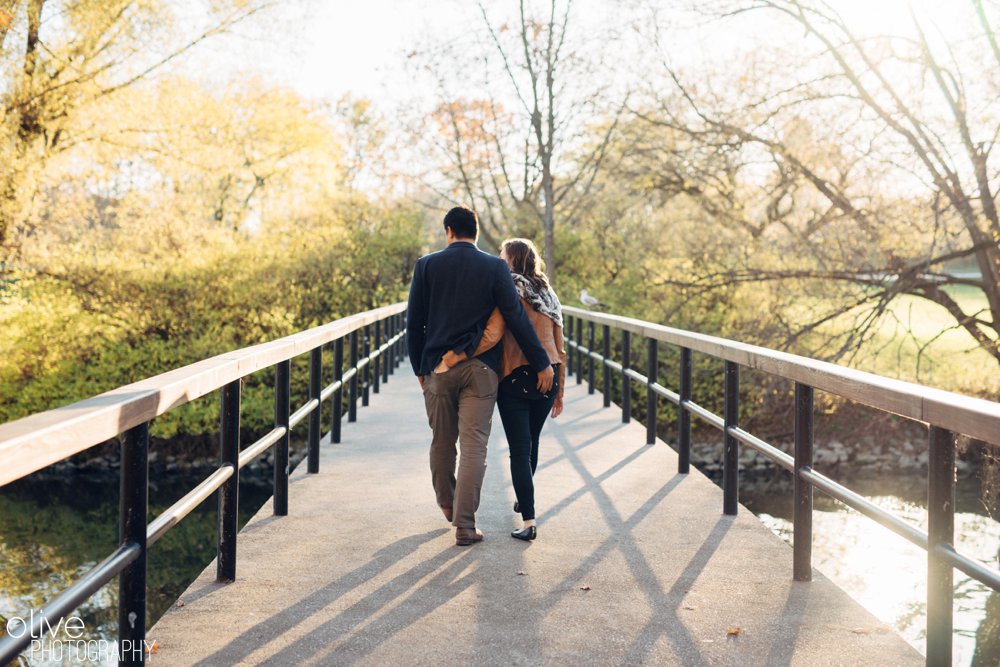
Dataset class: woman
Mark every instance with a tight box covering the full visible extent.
[496,238,566,542]
[434,238,566,541]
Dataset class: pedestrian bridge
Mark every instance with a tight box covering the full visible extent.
[149,375,917,665]
[2,302,998,665]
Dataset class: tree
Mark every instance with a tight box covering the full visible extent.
[638,0,1000,365]
[0,0,280,253]
[406,0,626,283]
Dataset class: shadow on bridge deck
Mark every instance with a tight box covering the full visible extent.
[150,376,921,666]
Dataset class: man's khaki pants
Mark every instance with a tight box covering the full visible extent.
[422,358,499,529]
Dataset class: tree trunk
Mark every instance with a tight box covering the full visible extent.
[0,0,19,53]
[0,0,44,250]
[543,164,556,284]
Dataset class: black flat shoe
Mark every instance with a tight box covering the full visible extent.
[513,501,520,513]
[511,525,536,541]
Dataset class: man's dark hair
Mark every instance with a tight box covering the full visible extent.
[443,206,478,240]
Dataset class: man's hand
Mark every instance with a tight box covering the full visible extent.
[551,396,563,418]
[536,365,554,393]
[418,375,426,390]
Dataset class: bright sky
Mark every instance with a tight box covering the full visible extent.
[251,0,971,106]
[264,0,477,103]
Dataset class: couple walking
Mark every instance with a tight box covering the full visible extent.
[406,206,566,546]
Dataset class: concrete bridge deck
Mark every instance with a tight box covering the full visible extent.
[150,375,921,666]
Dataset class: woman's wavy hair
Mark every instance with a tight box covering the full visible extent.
[501,238,550,292]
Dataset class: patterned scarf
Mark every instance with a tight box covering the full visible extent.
[511,273,563,328]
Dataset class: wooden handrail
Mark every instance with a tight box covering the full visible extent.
[0,302,407,486]
[563,306,1000,445]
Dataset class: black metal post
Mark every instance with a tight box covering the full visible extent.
[274,360,290,516]
[373,320,382,394]
[385,316,394,378]
[348,330,358,422]
[602,324,611,407]
[927,426,955,665]
[723,361,739,516]
[793,382,813,581]
[621,330,631,423]
[396,314,403,371]
[308,347,322,473]
[118,422,148,666]
[217,381,240,583]
[381,318,390,385]
[567,315,574,377]
[362,325,371,407]
[576,318,583,385]
[333,337,344,443]
[396,313,407,368]
[678,347,692,474]
[587,321,595,394]
[646,338,657,445]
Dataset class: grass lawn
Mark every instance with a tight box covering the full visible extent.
[840,285,999,398]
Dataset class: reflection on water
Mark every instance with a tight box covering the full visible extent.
[0,466,273,666]
[743,480,999,666]
[3,457,999,666]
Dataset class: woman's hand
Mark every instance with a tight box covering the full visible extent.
[536,365,554,393]
[551,396,563,418]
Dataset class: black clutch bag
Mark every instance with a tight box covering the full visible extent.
[500,364,559,400]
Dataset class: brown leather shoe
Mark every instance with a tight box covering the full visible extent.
[455,527,484,546]
[440,505,453,522]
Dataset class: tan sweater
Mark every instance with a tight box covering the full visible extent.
[439,302,567,398]
[500,298,566,397]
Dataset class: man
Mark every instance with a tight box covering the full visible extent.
[407,207,554,546]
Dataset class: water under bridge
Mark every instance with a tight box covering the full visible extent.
[1,303,998,665]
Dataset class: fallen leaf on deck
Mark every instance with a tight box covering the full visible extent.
[579,585,591,591]
[175,599,186,608]
[517,571,527,576]
[727,627,741,636]
[683,605,696,610]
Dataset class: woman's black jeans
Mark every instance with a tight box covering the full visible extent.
[497,388,556,522]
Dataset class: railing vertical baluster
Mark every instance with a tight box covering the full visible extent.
[333,337,344,442]
[274,360,290,516]
[793,382,813,581]
[381,318,390,384]
[308,348,322,474]
[398,313,406,369]
[362,325,371,407]
[576,318,583,385]
[678,347,692,474]
[393,315,400,374]
[384,316,393,379]
[723,361,739,516]
[927,425,955,666]
[647,338,657,445]
[621,330,631,423]
[373,320,382,394]
[602,324,611,408]
[348,330,359,422]
[217,380,240,583]
[118,421,148,667]
[587,321,595,394]
[567,315,574,377]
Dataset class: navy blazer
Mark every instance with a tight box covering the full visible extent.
[407,241,551,377]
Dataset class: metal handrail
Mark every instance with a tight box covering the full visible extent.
[147,466,234,546]
[0,303,408,487]
[0,304,409,666]
[562,306,1000,445]
[563,306,1000,667]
